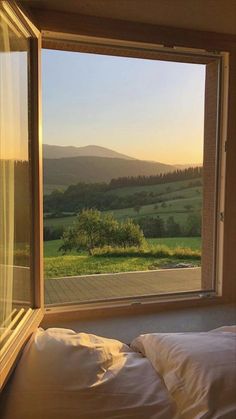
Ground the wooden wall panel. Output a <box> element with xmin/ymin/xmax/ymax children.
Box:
<box><xmin>222</xmin><ymin>48</ymin><xmax>236</xmax><ymax>302</ymax></box>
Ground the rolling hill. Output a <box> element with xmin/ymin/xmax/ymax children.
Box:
<box><xmin>43</xmin><ymin>144</ymin><xmax>134</xmax><ymax>160</ymax></box>
<box><xmin>43</xmin><ymin>155</ymin><xmax>175</xmax><ymax>190</ymax></box>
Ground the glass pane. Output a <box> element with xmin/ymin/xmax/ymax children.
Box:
<box><xmin>0</xmin><ymin>8</ymin><xmax>32</xmax><ymax>351</ymax></box>
<box><xmin>42</xmin><ymin>49</ymin><xmax>217</xmax><ymax>306</ymax></box>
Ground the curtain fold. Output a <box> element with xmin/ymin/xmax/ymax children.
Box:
<box><xmin>0</xmin><ymin>7</ymin><xmax>30</xmax><ymax>346</ymax></box>
<box><xmin>0</xmin><ymin>14</ymin><xmax>15</xmax><ymax>333</ymax></box>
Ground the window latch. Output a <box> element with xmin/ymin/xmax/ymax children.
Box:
<box><xmin>220</xmin><ymin>212</ymin><xmax>224</xmax><ymax>222</ymax></box>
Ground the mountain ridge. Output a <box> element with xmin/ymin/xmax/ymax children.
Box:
<box><xmin>43</xmin><ymin>144</ymin><xmax>134</xmax><ymax>160</ymax></box>
<box><xmin>43</xmin><ymin>155</ymin><xmax>176</xmax><ymax>187</ymax></box>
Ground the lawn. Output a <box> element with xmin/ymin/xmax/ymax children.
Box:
<box><xmin>148</xmin><ymin>237</ymin><xmax>201</xmax><ymax>250</ymax></box>
<box><xmin>44</xmin><ymin>254</ymin><xmax>201</xmax><ymax>279</ymax></box>
<box><xmin>44</xmin><ymin>237</ymin><xmax>201</xmax><ymax>279</ymax></box>
<box><xmin>44</xmin><ymin>237</ymin><xmax>201</xmax><ymax>257</ymax></box>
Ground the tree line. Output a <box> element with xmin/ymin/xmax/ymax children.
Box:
<box><xmin>44</xmin><ymin>168</ymin><xmax>202</xmax><ymax>214</ymax></box>
<box><xmin>44</xmin><ymin>212</ymin><xmax>201</xmax><ymax>242</ymax></box>
<box><xmin>109</xmin><ymin>167</ymin><xmax>202</xmax><ymax>188</ymax></box>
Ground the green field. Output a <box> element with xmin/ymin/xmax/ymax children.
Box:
<box><xmin>147</xmin><ymin>237</ymin><xmax>201</xmax><ymax>250</ymax></box>
<box><xmin>43</xmin><ymin>175</ymin><xmax>202</xmax><ymax>278</ymax></box>
<box><xmin>105</xmin><ymin>178</ymin><xmax>202</xmax><ymax>197</ymax></box>
<box><xmin>44</xmin><ymin>196</ymin><xmax>202</xmax><ymax>229</ymax></box>
<box><xmin>44</xmin><ymin>237</ymin><xmax>201</xmax><ymax>278</ymax></box>
<box><xmin>105</xmin><ymin>196</ymin><xmax>201</xmax><ymax>222</ymax></box>
<box><xmin>44</xmin><ymin>215</ymin><xmax>77</xmax><ymax>228</ymax></box>
<box><xmin>43</xmin><ymin>174</ymin><xmax>202</xmax><ymax>238</ymax></box>
<box><xmin>44</xmin><ymin>237</ymin><xmax>201</xmax><ymax>258</ymax></box>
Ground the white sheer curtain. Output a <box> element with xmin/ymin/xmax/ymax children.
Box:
<box><xmin>0</xmin><ymin>10</ymin><xmax>26</xmax><ymax>339</ymax></box>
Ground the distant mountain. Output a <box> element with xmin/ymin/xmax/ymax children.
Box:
<box><xmin>43</xmin><ymin>144</ymin><xmax>134</xmax><ymax>160</ymax></box>
<box><xmin>43</xmin><ymin>156</ymin><xmax>175</xmax><ymax>188</ymax></box>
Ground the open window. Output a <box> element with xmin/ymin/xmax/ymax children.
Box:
<box><xmin>0</xmin><ymin>2</ymin><xmax>43</xmax><ymax>389</ymax></box>
<box><xmin>41</xmin><ymin>34</ymin><xmax>228</xmax><ymax>309</ymax></box>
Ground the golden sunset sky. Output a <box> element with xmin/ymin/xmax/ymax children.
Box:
<box><xmin>42</xmin><ymin>50</ymin><xmax>205</xmax><ymax>165</ymax></box>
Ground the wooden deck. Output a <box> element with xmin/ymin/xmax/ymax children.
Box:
<box><xmin>11</xmin><ymin>266</ymin><xmax>201</xmax><ymax>306</ymax></box>
<box><xmin>45</xmin><ymin>268</ymin><xmax>201</xmax><ymax>306</ymax></box>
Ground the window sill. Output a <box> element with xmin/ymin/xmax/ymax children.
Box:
<box><xmin>43</xmin><ymin>293</ymin><xmax>225</xmax><ymax>323</ymax></box>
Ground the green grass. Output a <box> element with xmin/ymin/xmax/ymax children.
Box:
<box><xmin>106</xmin><ymin>178</ymin><xmax>202</xmax><ymax>197</ymax></box>
<box><xmin>44</xmin><ymin>237</ymin><xmax>201</xmax><ymax>278</ymax></box>
<box><xmin>104</xmin><ymin>196</ymin><xmax>201</xmax><ymax>229</ymax></box>
<box><xmin>44</xmin><ymin>254</ymin><xmax>200</xmax><ymax>279</ymax></box>
<box><xmin>44</xmin><ymin>196</ymin><xmax>202</xmax><ymax>230</ymax></box>
<box><xmin>44</xmin><ymin>215</ymin><xmax>77</xmax><ymax>228</ymax></box>
<box><xmin>44</xmin><ymin>176</ymin><xmax>202</xmax><ymax>230</ymax></box>
<box><xmin>148</xmin><ymin>237</ymin><xmax>201</xmax><ymax>250</ymax></box>
<box><xmin>44</xmin><ymin>237</ymin><xmax>201</xmax><ymax>258</ymax></box>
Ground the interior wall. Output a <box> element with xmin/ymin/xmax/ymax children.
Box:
<box><xmin>42</xmin><ymin>304</ymin><xmax>236</xmax><ymax>343</ymax></box>
<box><xmin>222</xmin><ymin>48</ymin><xmax>236</xmax><ymax>302</ymax></box>
<box><xmin>22</xmin><ymin>1</ymin><xmax>236</xmax><ymax>35</ymax></box>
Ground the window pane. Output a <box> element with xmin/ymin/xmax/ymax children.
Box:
<box><xmin>42</xmin><ymin>49</ymin><xmax>218</xmax><ymax>306</ymax></box>
<box><xmin>0</xmin><ymin>9</ymin><xmax>32</xmax><ymax>352</ymax></box>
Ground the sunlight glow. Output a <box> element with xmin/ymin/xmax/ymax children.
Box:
<box><xmin>42</xmin><ymin>50</ymin><xmax>205</xmax><ymax>165</ymax></box>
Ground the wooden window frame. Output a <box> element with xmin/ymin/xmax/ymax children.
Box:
<box><xmin>29</xmin><ymin>9</ymin><xmax>236</xmax><ymax>315</ymax></box>
<box><xmin>41</xmin><ymin>33</ymin><xmax>229</xmax><ymax>316</ymax></box>
<box><xmin>0</xmin><ymin>1</ymin><xmax>44</xmax><ymax>390</ymax></box>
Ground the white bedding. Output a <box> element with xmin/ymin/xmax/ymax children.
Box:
<box><xmin>2</xmin><ymin>328</ymin><xmax>177</xmax><ymax>419</ymax></box>
<box><xmin>131</xmin><ymin>326</ymin><xmax>236</xmax><ymax>419</ymax></box>
<box><xmin>2</xmin><ymin>326</ymin><xmax>236</xmax><ymax>419</ymax></box>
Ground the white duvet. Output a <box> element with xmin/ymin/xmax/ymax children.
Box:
<box><xmin>131</xmin><ymin>326</ymin><xmax>236</xmax><ymax>419</ymax></box>
<box><xmin>2</xmin><ymin>327</ymin><xmax>236</xmax><ymax>419</ymax></box>
<box><xmin>1</xmin><ymin>328</ymin><xmax>177</xmax><ymax>419</ymax></box>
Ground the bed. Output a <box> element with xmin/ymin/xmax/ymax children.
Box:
<box><xmin>1</xmin><ymin>326</ymin><xmax>236</xmax><ymax>419</ymax></box>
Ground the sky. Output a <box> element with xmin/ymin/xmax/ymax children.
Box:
<box><xmin>42</xmin><ymin>49</ymin><xmax>205</xmax><ymax>165</ymax></box>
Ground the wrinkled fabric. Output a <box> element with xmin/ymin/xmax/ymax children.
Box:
<box><xmin>2</xmin><ymin>328</ymin><xmax>177</xmax><ymax>419</ymax></box>
<box><xmin>131</xmin><ymin>327</ymin><xmax>236</xmax><ymax>419</ymax></box>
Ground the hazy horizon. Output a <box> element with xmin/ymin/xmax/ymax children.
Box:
<box><xmin>43</xmin><ymin>49</ymin><xmax>205</xmax><ymax>165</ymax></box>
<box><xmin>43</xmin><ymin>143</ymin><xmax>202</xmax><ymax>165</ymax></box>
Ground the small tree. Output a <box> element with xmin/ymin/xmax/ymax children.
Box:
<box><xmin>59</xmin><ymin>209</ymin><xmax>113</xmax><ymax>255</ymax></box>
<box><xmin>59</xmin><ymin>209</ymin><xmax>145</xmax><ymax>254</ymax></box>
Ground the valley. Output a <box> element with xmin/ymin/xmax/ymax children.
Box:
<box><xmin>42</xmin><ymin>144</ymin><xmax>202</xmax><ymax>280</ymax></box>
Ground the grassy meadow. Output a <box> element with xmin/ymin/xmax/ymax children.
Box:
<box><xmin>44</xmin><ymin>179</ymin><xmax>202</xmax><ymax>230</ymax></box>
<box><xmin>44</xmin><ymin>237</ymin><xmax>201</xmax><ymax>279</ymax></box>
<box><xmin>44</xmin><ymin>174</ymin><xmax>202</xmax><ymax>279</ymax></box>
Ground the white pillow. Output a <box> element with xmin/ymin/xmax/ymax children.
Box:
<box><xmin>131</xmin><ymin>329</ymin><xmax>236</xmax><ymax>419</ymax></box>
<box><xmin>2</xmin><ymin>328</ymin><xmax>177</xmax><ymax>419</ymax></box>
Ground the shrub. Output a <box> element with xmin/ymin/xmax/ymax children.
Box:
<box><xmin>59</xmin><ymin>209</ymin><xmax>145</xmax><ymax>255</ymax></box>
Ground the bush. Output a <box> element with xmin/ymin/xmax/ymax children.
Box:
<box><xmin>93</xmin><ymin>244</ymin><xmax>201</xmax><ymax>260</ymax></box>
<box><xmin>59</xmin><ymin>209</ymin><xmax>145</xmax><ymax>255</ymax></box>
